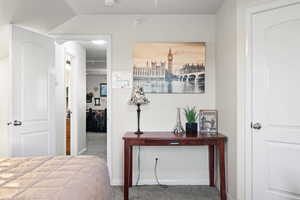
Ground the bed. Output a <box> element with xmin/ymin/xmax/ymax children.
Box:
<box><xmin>0</xmin><ymin>156</ymin><xmax>112</xmax><ymax>200</ymax></box>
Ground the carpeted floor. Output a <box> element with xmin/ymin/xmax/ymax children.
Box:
<box><xmin>83</xmin><ymin>132</ymin><xmax>107</xmax><ymax>161</ymax></box>
<box><xmin>113</xmin><ymin>185</ymin><xmax>219</xmax><ymax>200</ymax></box>
<box><xmin>83</xmin><ymin>132</ymin><xmax>220</xmax><ymax>200</ymax></box>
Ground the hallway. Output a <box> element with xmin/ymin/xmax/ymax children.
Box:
<box><xmin>83</xmin><ymin>132</ymin><xmax>107</xmax><ymax>162</ymax></box>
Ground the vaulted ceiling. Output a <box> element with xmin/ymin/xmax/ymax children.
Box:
<box><xmin>0</xmin><ymin>0</ymin><xmax>75</xmax><ymax>32</ymax></box>
<box><xmin>0</xmin><ymin>0</ymin><xmax>223</xmax><ymax>32</ymax></box>
<box><xmin>0</xmin><ymin>0</ymin><xmax>223</xmax><ymax>58</ymax></box>
<box><xmin>64</xmin><ymin>0</ymin><xmax>223</xmax><ymax>15</ymax></box>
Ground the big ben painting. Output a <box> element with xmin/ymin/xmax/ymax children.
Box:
<box><xmin>133</xmin><ymin>42</ymin><xmax>206</xmax><ymax>94</ymax></box>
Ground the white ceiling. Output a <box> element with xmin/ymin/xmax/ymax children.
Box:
<box><xmin>0</xmin><ymin>0</ymin><xmax>75</xmax><ymax>32</ymax></box>
<box><xmin>0</xmin><ymin>0</ymin><xmax>224</xmax><ymax>58</ymax></box>
<box><xmin>0</xmin><ymin>0</ymin><xmax>224</xmax><ymax>30</ymax></box>
<box><xmin>0</xmin><ymin>0</ymin><xmax>75</xmax><ymax>58</ymax></box>
<box><xmin>64</xmin><ymin>0</ymin><xmax>223</xmax><ymax>15</ymax></box>
<box><xmin>0</xmin><ymin>0</ymin><xmax>224</xmax><ymax>33</ymax></box>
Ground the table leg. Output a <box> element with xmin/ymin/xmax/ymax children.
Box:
<box><xmin>124</xmin><ymin>142</ymin><xmax>130</xmax><ymax>200</ymax></box>
<box><xmin>129</xmin><ymin>146</ymin><xmax>133</xmax><ymax>187</ymax></box>
<box><xmin>209</xmin><ymin>145</ymin><xmax>215</xmax><ymax>187</ymax></box>
<box><xmin>218</xmin><ymin>141</ymin><xmax>227</xmax><ymax>200</ymax></box>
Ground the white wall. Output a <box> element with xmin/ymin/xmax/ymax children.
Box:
<box><xmin>51</xmin><ymin>15</ymin><xmax>216</xmax><ymax>185</ymax></box>
<box><xmin>55</xmin><ymin>42</ymin><xmax>87</xmax><ymax>155</ymax></box>
<box><xmin>0</xmin><ymin>25</ymin><xmax>9</xmax><ymax>58</ymax></box>
<box><xmin>86</xmin><ymin>74</ymin><xmax>107</xmax><ymax>110</ymax></box>
<box><xmin>0</xmin><ymin>57</ymin><xmax>9</xmax><ymax>157</ymax></box>
<box><xmin>216</xmin><ymin>0</ymin><xmax>238</xmax><ymax>199</ymax></box>
<box><xmin>0</xmin><ymin>27</ymin><xmax>10</xmax><ymax>157</ymax></box>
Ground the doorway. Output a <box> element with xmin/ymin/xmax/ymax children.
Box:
<box><xmin>81</xmin><ymin>40</ymin><xmax>108</xmax><ymax>161</ymax></box>
<box><xmin>54</xmin><ymin>35</ymin><xmax>112</xmax><ymax>174</ymax></box>
<box><xmin>60</xmin><ymin>40</ymin><xmax>108</xmax><ymax>158</ymax></box>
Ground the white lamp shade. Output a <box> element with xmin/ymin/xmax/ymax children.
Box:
<box><xmin>129</xmin><ymin>87</ymin><xmax>150</xmax><ymax>105</ymax></box>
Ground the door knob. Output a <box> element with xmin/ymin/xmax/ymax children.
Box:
<box><xmin>251</xmin><ymin>122</ymin><xmax>262</xmax><ymax>130</ymax></box>
<box><xmin>13</xmin><ymin>120</ymin><xmax>22</xmax><ymax>126</ymax></box>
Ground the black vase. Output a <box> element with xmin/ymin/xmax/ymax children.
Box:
<box><xmin>186</xmin><ymin>123</ymin><xmax>198</xmax><ymax>137</ymax></box>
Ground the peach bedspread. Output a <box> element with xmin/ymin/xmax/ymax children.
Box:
<box><xmin>0</xmin><ymin>156</ymin><xmax>112</xmax><ymax>200</ymax></box>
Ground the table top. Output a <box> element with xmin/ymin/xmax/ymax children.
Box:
<box><xmin>123</xmin><ymin>131</ymin><xmax>227</xmax><ymax>140</ymax></box>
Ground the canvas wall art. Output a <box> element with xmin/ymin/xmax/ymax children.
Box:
<box><xmin>133</xmin><ymin>42</ymin><xmax>206</xmax><ymax>94</ymax></box>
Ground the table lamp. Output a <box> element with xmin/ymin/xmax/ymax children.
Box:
<box><xmin>128</xmin><ymin>87</ymin><xmax>150</xmax><ymax>134</ymax></box>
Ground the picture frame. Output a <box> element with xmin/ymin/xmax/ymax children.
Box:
<box><xmin>199</xmin><ymin>110</ymin><xmax>218</xmax><ymax>134</ymax></box>
<box><xmin>100</xmin><ymin>83</ymin><xmax>107</xmax><ymax>97</ymax></box>
<box><xmin>94</xmin><ymin>98</ymin><xmax>101</xmax><ymax>106</ymax></box>
<box><xmin>133</xmin><ymin>42</ymin><xmax>206</xmax><ymax>94</ymax></box>
<box><xmin>86</xmin><ymin>92</ymin><xmax>93</xmax><ymax>103</ymax></box>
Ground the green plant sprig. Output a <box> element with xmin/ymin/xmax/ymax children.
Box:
<box><xmin>184</xmin><ymin>106</ymin><xmax>199</xmax><ymax>124</ymax></box>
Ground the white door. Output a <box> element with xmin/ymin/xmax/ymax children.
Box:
<box><xmin>252</xmin><ymin>2</ymin><xmax>300</xmax><ymax>200</ymax></box>
<box><xmin>9</xmin><ymin>25</ymin><xmax>55</xmax><ymax>157</ymax></box>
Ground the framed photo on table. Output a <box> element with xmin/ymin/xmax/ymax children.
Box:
<box><xmin>199</xmin><ymin>110</ymin><xmax>218</xmax><ymax>134</ymax></box>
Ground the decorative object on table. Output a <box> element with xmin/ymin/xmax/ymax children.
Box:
<box><xmin>133</xmin><ymin>42</ymin><xmax>206</xmax><ymax>94</ymax></box>
<box><xmin>128</xmin><ymin>86</ymin><xmax>150</xmax><ymax>134</ymax></box>
<box><xmin>199</xmin><ymin>110</ymin><xmax>218</xmax><ymax>134</ymax></box>
<box><xmin>100</xmin><ymin>83</ymin><xmax>107</xmax><ymax>97</ymax></box>
<box><xmin>94</xmin><ymin>98</ymin><xmax>101</xmax><ymax>106</ymax></box>
<box><xmin>86</xmin><ymin>92</ymin><xmax>94</xmax><ymax>103</ymax></box>
<box><xmin>184</xmin><ymin>106</ymin><xmax>199</xmax><ymax>137</ymax></box>
<box><xmin>173</xmin><ymin>108</ymin><xmax>185</xmax><ymax>136</ymax></box>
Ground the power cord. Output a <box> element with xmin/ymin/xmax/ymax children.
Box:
<box><xmin>154</xmin><ymin>158</ymin><xmax>168</xmax><ymax>188</ymax></box>
<box><xmin>135</xmin><ymin>147</ymin><xmax>168</xmax><ymax>189</ymax></box>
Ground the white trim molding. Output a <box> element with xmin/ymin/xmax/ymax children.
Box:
<box><xmin>237</xmin><ymin>1</ymin><xmax>300</xmax><ymax>200</ymax></box>
<box><xmin>78</xmin><ymin>147</ymin><xmax>87</xmax><ymax>155</ymax></box>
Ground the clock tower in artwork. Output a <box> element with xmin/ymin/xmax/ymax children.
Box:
<box><xmin>167</xmin><ymin>48</ymin><xmax>173</xmax><ymax>74</ymax></box>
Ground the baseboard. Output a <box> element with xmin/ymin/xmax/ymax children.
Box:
<box><xmin>111</xmin><ymin>178</ymin><xmax>209</xmax><ymax>186</ymax></box>
<box><xmin>78</xmin><ymin>148</ymin><xmax>87</xmax><ymax>155</ymax></box>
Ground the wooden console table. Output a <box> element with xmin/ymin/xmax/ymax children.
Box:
<box><xmin>123</xmin><ymin>132</ymin><xmax>227</xmax><ymax>200</ymax></box>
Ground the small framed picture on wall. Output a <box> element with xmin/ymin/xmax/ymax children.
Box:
<box><xmin>94</xmin><ymin>98</ymin><xmax>101</xmax><ymax>106</ymax></box>
<box><xmin>86</xmin><ymin>92</ymin><xmax>93</xmax><ymax>103</ymax></box>
<box><xmin>100</xmin><ymin>83</ymin><xmax>107</xmax><ymax>97</ymax></box>
<box><xmin>199</xmin><ymin>110</ymin><xmax>218</xmax><ymax>134</ymax></box>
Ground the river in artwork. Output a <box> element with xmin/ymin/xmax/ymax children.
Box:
<box><xmin>133</xmin><ymin>79</ymin><xmax>205</xmax><ymax>94</ymax></box>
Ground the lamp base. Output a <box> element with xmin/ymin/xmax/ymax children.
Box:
<box><xmin>134</xmin><ymin>131</ymin><xmax>143</xmax><ymax>135</ymax></box>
